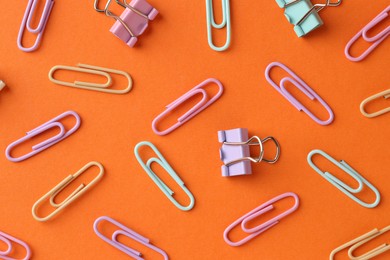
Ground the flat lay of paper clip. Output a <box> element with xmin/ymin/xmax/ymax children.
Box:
<box><xmin>152</xmin><ymin>78</ymin><xmax>223</xmax><ymax>135</ymax></box>
<box><xmin>345</xmin><ymin>5</ymin><xmax>390</xmax><ymax>62</ymax></box>
<box><xmin>205</xmin><ymin>0</ymin><xmax>231</xmax><ymax>51</ymax></box>
<box><xmin>265</xmin><ymin>62</ymin><xmax>334</xmax><ymax>125</ymax></box>
<box><xmin>0</xmin><ymin>80</ymin><xmax>5</xmax><ymax>91</ymax></box>
<box><xmin>224</xmin><ymin>192</ymin><xmax>299</xmax><ymax>247</ymax></box>
<box><xmin>218</xmin><ymin>128</ymin><xmax>280</xmax><ymax>177</ymax></box>
<box><xmin>134</xmin><ymin>141</ymin><xmax>195</xmax><ymax>211</ymax></box>
<box><xmin>0</xmin><ymin>230</ymin><xmax>31</xmax><ymax>260</ymax></box>
<box><xmin>48</xmin><ymin>64</ymin><xmax>133</xmax><ymax>94</ymax></box>
<box><xmin>5</xmin><ymin>111</ymin><xmax>81</xmax><ymax>162</ymax></box>
<box><xmin>307</xmin><ymin>149</ymin><xmax>381</xmax><ymax>208</ymax></box>
<box><xmin>94</xmin><ymin>216</ymin><xmax>169</xmax><ymax>259</ymax></box>
<box><xmin>360</xmin><ymin>89</ymin><xmax>390</xmax><ymax>118</ymax></box>
<box><xmin>94</xmin><ymin>0</ymin><xmax>158</xmax><ymax>47</ymax></box>
<box><xmin>17</xmin><ymin>0</ymin><xmax>54</xmax><ymax>52</ymax></box>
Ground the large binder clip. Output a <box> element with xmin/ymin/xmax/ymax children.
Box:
<box><xmin>360</xmin><ymin>89</ymin><xmax>390</xmax><ymax>118</ymax></box>
<box><xmin>0</xmin><ymin>230</ymin><xmax>32</xmax><ymax>260</ymax></box>
<box><xmin>218</xmin><ymin>128</ymin><xmax>280</xmax><ymax>177</ymax></box>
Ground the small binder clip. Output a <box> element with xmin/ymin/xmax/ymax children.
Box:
<box><xmin>48</xmin><ymin>63</ymin><xmax>133</xmax><ymax>94</ymax></box>
<box><xmin>265</xmin><ymin>62</ymin><xmax>334</xmax><ymax>125</ymax></box>
<box><xmin>205</xmin><ymin>0</ymin><xmax>231</xmax><ymax>51</ymax></box>
<box><xmin>152</xmin><ymin>78</ymin><xmax>223</xmax><ymax>135</ymax></box>
<box><xmin>0</xmin><ymin>230</ymin><xmax>31</xmax><ymax>260</ymax></box>
<box><xmin>134</xmin><ymin>141</ymin><xmax>195</xmax><ymax>211</ymax></box>
<box><xmin>17</xmin><ymin>0</ymin><xmax>54</xmax><ymax>52</ymax></box>
<box><xmin>32</xmin><ymin>162</ymin><xmax>104</xmax><ymax>222</ymax></box>
<box><xmin>0</xmin><ymin>80</ymin><xmax>5</xmax><ymax>91</ymax></box>
<box><xmin>224</xmin><ymin>192</ymin><xmax>299</xmax><ymax>247</ymax></box>
<box><xmin>218</xmin><ymin>128</ymin><xmax>281</xmax><ymax>177</ymax></box>
<box><xmin>5</xmin><ymin>111</ymin><xmax>81</xmax><ymax>162</ymax></box>
<box><xmin>94</xmin><ymin>216</ymin><xmax>169</xmax><ymax>259</ymax></box>
<box><xmin>307</xmin><ymin>149</ymin><xmax>381</xmax><ymax>208</ymax></box>
<box><xmin>345</xmin><ymin>6</ymin><xmax>389</xmax><ymax>62</ymax></box>
<box><xmin>360</xmin><ymin>89</ymin><xmax>390</xmax><ymax>118</ymax></box>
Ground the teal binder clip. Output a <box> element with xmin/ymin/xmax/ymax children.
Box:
<box><xmin>134</xmin><ymin>141</ymin><xmax>195</xmax><ymax>211</ymax></box>
<box><xmin>205</xmin><ymin>0</ymin><xmax>231</xmax><ymax>51</ymax></box>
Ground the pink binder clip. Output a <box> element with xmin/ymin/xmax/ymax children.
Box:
<box><xmin>0</xmin><ymin>230</ymin><xmax>32</xmax><ymax>260</ymax></box>
<box><xmin>265</xmin><ymin>62</ymin><xmax>334</xmax><ymax>126</ymax></box>
<box><xmin>5</xmin><ymin>111</ymin><xmax>81</xmax><ymax>162</ymax></box>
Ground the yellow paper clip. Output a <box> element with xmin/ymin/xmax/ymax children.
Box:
<box><xmin>360</xmin><ymin>89</ymin><xmax>390</xmax><ymax>118</ymax></box>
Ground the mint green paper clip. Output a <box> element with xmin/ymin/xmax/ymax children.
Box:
<box><xmin>205</xmin><ymin>0</ymin><xmax>231</xmax><ymax>51</ymax></box>
<box><xmin>307</xmin><ymin>149</ymin><xmax>380</xmax><ymax>208</ymax></box>
<box><xmin>134</xmin><ymin>141</ymin><xmax>195</xmax><ymax>211</ymax></box>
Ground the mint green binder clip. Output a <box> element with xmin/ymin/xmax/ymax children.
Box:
<box><xmin>205</xmin><ymin>0</ymin><xmax>231</xmax><ymax>51</ymax></box>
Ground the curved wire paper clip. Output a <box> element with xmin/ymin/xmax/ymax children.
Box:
<box><xmin>94</xmin><ymin>216</ymin><xmax>169</xmax><ymax>259</ymax></box>
<box><xmin>205</xmin><ymin>0</ymin><xmax>231</xmax><ymax>51</ymax></box>
<box><xmin>48</xmin><ymin>64</ymin><xmax>133</xmax><ymax>94</ymax></box>
<box><xmin>345</xmin><ymin>5</ymin><xmax>390</xmax><ymax>62</ymax></box>
<box><xmin>360</xmin><ymin>89</ymin><xmax>390</xmax><ymax>118</ymax></box>
<box><xmin>265</xmin><ymin>62</ymin><xmax>334</xmax><ymax>125</ymax></box>
<box><xmin>307</xmin><ymin>149</ymin><xmax>380</xmax><ymax>208</ymax></box>
<box><xmin>5</xmin><ymin>111</ymin><xmax>81</xmax><ymax>162</ymax></box>
<box><xmin>224</xmin><ymin>192</ymin><xmax>299</xmax><ymax>246</ymax></box>
<box><xmin>32</xmin><ymin>161</ymin><xmax>104</xmax><ymax>222</ymax></box>
<box><xmin>134</xmin><ymin>141</ymin><xmax>195</xmax><ymax>211</ymax></box>
<box><xmin>152</xmin><ymin>78</ymin><xmax>223</xmax><ymax>135</ymax></box>
<box><xmin>17</xmin><ymin>0</ymin><xmax>54</xmax><ymax>52</ymax></box>
<box><xmin>0</xmin><ymin>231</ymin><xmax>31</xmax><ymax>260</ymax></box>
<box><xmin>0</xmin><ymin>80</ymin><xmax>5</xmax><ymax>91</ymax></box>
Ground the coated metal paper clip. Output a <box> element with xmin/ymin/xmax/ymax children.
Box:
<box><xmin>94</xmin><ymin>216</ymin><xmax>169</xmax><ymax>259</ymax></box>
<box><xmin>265</xmin><ymin>62</ymin><xmax>334</xmax><ymax>125</ymax></box>
<box><xmin>48</xmin><ymin>64</ymin><xmax>133</xmax><ymax>94</ymax></box>
<box><xmin>5</xmin><ymin>111</ymin><xmax>81</xmax><ymax>162</ymax></box>
<box><xmin>134</xmin><ymin>141</ymin><xmax>195</xmax><ymax>211</ymax></box>
<box><xmin>0</xmin><ymin>230</ymin><xmax>32</xmax><ymax>260</ymax></box>
<box><xmin>360</xmin><ymin>89</ymin><xmax>390</xmax><ymax>118</ymax></box>
<box><xmin>0</xmin><ymin>80</ymin><xmax>5</xmax><ymax>91</ymax></box>
<box><xmin>17</xmin><ymin>0</ymin><xmax>54</xmax><ymax>52</ymax></box>
<box><xmin>32</xmin><ymin>161</ymin><xmax>104</xmax><ymax>222</ymax></box>
<box><xmin>224</xmin><ymin>192</ymin><xmax>299</xmax><ymax>247</ymax></box>
<box><xmin>307</xmin><ymin>149</ymin><xmax>380</xmax><ymax>208</ymax></box>
<box><xmin>152</xmin><ymin>78</ymin><xmax>223</xmax><ymax>135</ymax></box>
<box><xmin>345</xmin><ymin>5</ymin><xmax>389</xmax><ymax>62</ymax></box>
<box><xmin>205</xmin><ymin>0</ymin><xmax>231</xmax><ymax>51</ymax></box>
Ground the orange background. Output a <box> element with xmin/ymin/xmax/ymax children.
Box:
<box><xmin>0</xmin><ymin>0</ymin><xmax>389</xmax><ymax>259</ymax></box>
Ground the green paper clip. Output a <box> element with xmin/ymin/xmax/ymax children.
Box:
<box><xmin>205</xmin><ymin>0</ymin><xmax>231</xmax><ymax>51</ymax></box>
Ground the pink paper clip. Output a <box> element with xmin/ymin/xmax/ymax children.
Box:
<box><xmin>224</xmin><ymin>192</ymin><xmax>299</xmax><ymax>247</ymax></box>
<box><xmin>0</xmin><ymin>230</ymin><xmax>32</xmax><ymax>260</ymax></box>
<box><xmin>17</xmin><ymin>0</ymin><xmax>54</xmax><ymax>52</ymax></box>
<box><xmin>345</xmin><ymin>5</ymin><xmax>390</xmax><ymax>62</ymax></box>
<box><xmin>265</xmin><ymin>62</ymin><xmax>334</xmax><ymax>126</ymax></box>
<box><xmin>5</xmin><ymin>111</ymin><xmax>81</xmax><ymax>162</ymax></box>
<box><xmin>152</xmin><ymin>78</ymin><xmax>224</xmax><ymax>135</ymax></box>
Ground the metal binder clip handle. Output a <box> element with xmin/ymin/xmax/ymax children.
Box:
<box><xmin>360</xmin><ymin>89</ymin><xmax>390</xmax><ymax>118</ymax></box>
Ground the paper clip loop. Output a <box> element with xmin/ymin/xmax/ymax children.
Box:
<box><xmin>94</xmin><ymin>216</ymin><xmax>169</xmax><ymax>259</ymax></box>
<box><xmin>360</xmin><ymin>89</ymin><xmax>390</xmax><ymax>118</ymax></box>
<box><xmin>307</xmin><ymin>149</ymin><xmax>380</xmax><ymax>208</ymax></box>
<box><xmin>0</xmin><ymin>230</ymin><xmax>31</xmax><ymax>260</ymax></box>
<box><xmin>17</xmin><ymin>0</ymin><xmax>54</xmax><ymax>52</ymax></box>
<box><xmin>152</xmin><ymin>78</ymin><xmax>223</xmax><ymax>135</ymax></box>
<box><xmin>48</xmin><ymin>64</ymin><xmax>133</xmax><ymax>94</ymax></box>
<box><xmin>224</xmin><ymin>192</ymin><xmax>299</xmax><ymax>246</ymax></box>
<box><xmin>265</xmin><ymin>62</ymin><xmax>334</xmax><ymax>125</ymax></box>
<box><xmin>345</xmin><ymin>6</ymin><xmax>390</xmax><ymax>62</ymax></box>
<box><xmin>134</xmin><ymin>141</ymin><xmax>195</xmax><ymax>211</ymax></box>
<box><xmin>0</xmin><ymin>80</ymin><xmax>5</xmax><ymax>91</ymax></box>
<box><xmin>32</xmin><ymin>161</ymin><xmax>104</xmax><ymax>222</ymax></box>
<box><xmin>205</xmin><ymin>0</ymin><xmax>231</xmax><ymax>51</ymax></box>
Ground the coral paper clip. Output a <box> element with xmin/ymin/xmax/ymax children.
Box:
<box><xmin>360</xmin><ymin>89</ymin><xmax>390</xmax><ymax>118</ymax></box>
<box><xmin>32</xmin><ymin>161</ymin><xmax>104</xmax><ymax>222</ymax></box>
<box><xmin>205</xmin><ymin>0</ymin><xmax>231</xmax><ymax>51</ymax></box>
<box><xmin>265</xmin><ymin>62</ymin><xmax>334</xmax><ymax>125</ymax></box>
<box><xmin>48</xmin><ymin>64</ymin><xmax>133</xmax><ymax>94</ymax></box>
<box><xmin>134</xmin><ymin>141</ymin><xmax>195</xmax><ymax>211</ymax></box>
<box><xmin>17</xmin><ymin>0</ymin><xmax>54</xmax><ymax>52</ymax></box>
<box><xmin>152</xmin><ymin>78</ymin><xmax>223</xmax><ymax>135</ymax></box>
<box><xmin>5</xmin><ymin>111</ymin><xmax>81</xmax><ymax>162</ymax></box>
<box><xmin>345</xmin><ymin>6</ymin><xmax>390</xmax><ymax>62</ymax></box>
<box><xmin>307</xmin><ymin>149</ymin><xmax>380</xmax><ymax>208</ymax></box>
<box><xmin>224</xmin><ymin>192</ymin><xmax>299</xmax><ymax>247</ymax></box>
<box><xmin>94</xmin><ymin>216</ymin><xmax>169</xmax><ymax>259</ymax></box>
<box><xmin>0</xmin><ymin>230</ymin><xmax>31</xmax><ymax>260</ymax></box>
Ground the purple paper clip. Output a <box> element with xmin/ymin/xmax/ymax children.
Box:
<box><xmin>0</xmin><ymin>230</ymin><xmax>32</xmax><ymax>260</ymax></box>
<box><xmin>17</xmin><ymin>0</ymin><xmax>54</xmax><ymax>52</ymax></box>
<box><xmin>5</xmin><ymin>111</ymin><xmax>81</xmax><ymax>162</ymax></box>
<box><xmin>152</xmin><ymin>78</ymin><xmax>224</xmax><ymax>136</ymax></box>
<box><xmin>94</xmin><ymin>216</ymin><xmax>169</xmax><ymax>260</ymax></box>
<box><xmin>265</xmin><ymin>62</ymin><xmax>334</xmax><ymax>126</ymax></box>
<box><xmin>218</xmin><ymin>128</ymin><xmax>280</xmax><ymax>177</ymax></box>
